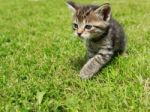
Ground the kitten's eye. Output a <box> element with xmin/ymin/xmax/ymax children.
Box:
<box><xmin>73</xmin><ymin>23</ymin><xmax>78</xmax><ymax>29</ymax></box>
<box><xmin>85</xmin><ymin>25</ymin><xmax>93</xmax><ymax>30</ymax></box>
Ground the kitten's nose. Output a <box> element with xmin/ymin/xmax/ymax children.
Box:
<box><xmin>77</xmin><ymin>33</ymin><xmax>82</xmax><ymax>36</ymax></box>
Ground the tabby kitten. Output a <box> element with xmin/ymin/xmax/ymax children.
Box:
<box><xmin>67</xmin><ymin>1</ymin><xmax>127</xmax><ymax>79</ymax></box>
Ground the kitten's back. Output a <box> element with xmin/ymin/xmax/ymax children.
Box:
<box><xmin>109</xmin><ymin>18</ymin><xmax>126</xmax><ymax>54</ymax></box>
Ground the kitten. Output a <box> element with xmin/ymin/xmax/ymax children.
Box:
<box><xmin>67</xmin><ymin>1</ymin><xmax>127</xmax><ymax>79</ymax></box>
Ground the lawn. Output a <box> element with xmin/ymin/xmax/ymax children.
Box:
<box><xmin>0</xmin><ymin>0</ymin><xmax>150</xmax><ymax>111</ymax></box>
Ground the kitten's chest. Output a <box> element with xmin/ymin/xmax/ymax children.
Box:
<box><xmin>86</xmin><ymin>40</ymin><xmax>102</xmax><ymax>53</ymax></box>
<box><xmin>86</xmin><ymin>38</ymin><xmax>111</xmax><ymax>53</ymax></box>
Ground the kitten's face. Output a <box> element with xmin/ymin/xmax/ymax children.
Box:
<box><xmin>67</xmin><ymin>2</ymin><xmax>111</xmax><ymax>40</ymax></box>
<box><xmin>72</xmin><ymin>10</ymin><xmax>108</xmax><ymax>40</ymax></box>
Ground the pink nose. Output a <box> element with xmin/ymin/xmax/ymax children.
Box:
<box><xmin>77</xmin><ymin>28</ymin><xmax>84</xmax><ymax>36</ymax></box>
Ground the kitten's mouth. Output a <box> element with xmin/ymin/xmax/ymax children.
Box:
<box><xmin>75</xmin><ymin>32</ymin><xmax>91</xmax><ymax>40</ymax></box>
<box><xmin>78</xmin><ymin>35</ymin><xmax>90</xmax><ymax>40</ymax></box>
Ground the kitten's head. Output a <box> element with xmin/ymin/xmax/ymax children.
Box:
<box><xmin>67</xmin><ymin>1</ymin><xmax>111</xmax><ymax>40</ymax></box>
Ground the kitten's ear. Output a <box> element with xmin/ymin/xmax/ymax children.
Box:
<box><xmin>66</xmin><ymin>1</ymin><xmax>78</xmax><ymax>13</ymax></box>
<box><xmin>94</xmin><ymin>3</ymin><xmax>111</xmax><ymax>21</ymax></box>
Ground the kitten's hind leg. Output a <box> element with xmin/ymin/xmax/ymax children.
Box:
<box><xmin>118</xmin><ymin>37</ymin><xmax>128</xmax><ymax>57</ymax></box>
<box><xmin>80</xmin><ymin>50</ymin><xmax>113</xmax><ymax>79</ymax></box>
<box><xmin>119</xmin><ymin>51</ymin><xmax>128</xmax><ymax>57</ymax></box>
<box><xmin>117</xmin><ymin>47</ymin><xmax>128</xmax><ymax>57</ymax></box>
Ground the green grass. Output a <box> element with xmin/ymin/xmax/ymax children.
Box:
<box><xmin>0</xmin><ymin>0</ymin><xmax>150</xmax><ymax>111</ymax></box>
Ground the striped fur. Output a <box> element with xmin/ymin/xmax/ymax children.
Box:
<box><xmin>67</xmin><ymin>1</ymin><xmax>127</xmax><ymax>79</ymax></box>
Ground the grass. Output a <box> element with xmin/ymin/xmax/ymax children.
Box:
<box><xmin>0</xmin><ymin>0</ymin><xmax>150</xmax><ymax>111</ymax></box>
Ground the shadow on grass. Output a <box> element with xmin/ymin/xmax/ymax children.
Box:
<box><xmin>69</xmin><ymin>56</ymin><xmax>87</xmax><ymax>71</ymax></box>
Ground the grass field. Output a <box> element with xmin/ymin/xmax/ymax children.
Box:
<box><xmin>0</xmin><ymin>0</ymin><xmax>150</xmax><ymax>111</ymax></box>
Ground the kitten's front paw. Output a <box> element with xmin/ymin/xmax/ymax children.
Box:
<box><xmin>80</xmin><ymin>68</ymin><xmax>94</xmax><ymax>79</ymax></box>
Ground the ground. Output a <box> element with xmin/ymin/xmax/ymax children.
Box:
<box><xmin>0</xmin><ymin>0</ymin><xmax>150</xmax><ymax>111</ymax></box>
